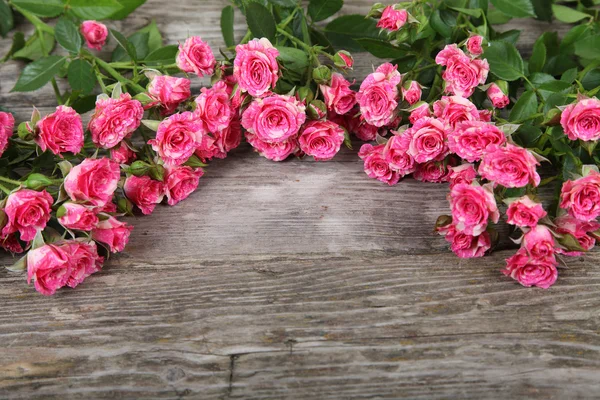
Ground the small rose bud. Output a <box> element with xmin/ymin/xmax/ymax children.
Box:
<box><xmin>401</xmin><ymin>81</ymin><xmax>422</xmax><ymax>105</ymax></box>
<box><xmin>149</xmin><ymin>164</ymin><xmax>165</xmax><ymax>182</ymax></box>
<box><xmin>17</xmin><ymin>121</ymin><xmax>33</xmax><ymax>140</ymax></box>
<box><xmin>312</xmin><ymin>65</ymin><xmax>332</xmax><ymax>85</ymax></box>
<box><xmin>56</xmin><ymin>204</ymin><xmax>67</xmax><ymax>218</ymax></box>
<box><xmin>24</xmin><ymin>173</ymin><xmax>54</xmax><ymax>190</ymax></box>
<box><xmin>183</xmin><ymin>154</ymin><xmax>208</xmax><ymax>168</ymax></box>
<box><xmin>366</xmin><ymin>2</ymin><xmax>385</xmax><ymax>18</ymax></box>
<box><xmin>435</xmin><ymin>215</ymin><xmax>452</xmax><ymax>229</ymax></box>
<box><xmin>0</xmin><ymin>209</ymin><xmax>7</xmax><ymax>230</ymax></box>
<box><xmin>133</xmin><ymin>92</ymin><xmax>154</xmax><ymax>106</ymax></box>
<box><xmin>297</xmin><ymin>87</ymin><xmax>314</xmax><ymax>103</ymax></box>
<box><xmin>543</xmin><ymin>108</ymin><xmax>562</xmax><ymax>126</ymax></box>
<box><xmin>487</xmin><ymin>82</ymin><xmax>509</xmax><ymax>109</ymax></box>
<box><xmin>118</xmin><ymin>197</ymin><xmax>134</xmax><ymax>215</ymax></box>
<box><xmin>333</xmin><ymin>51</ymin><xmax>353</xmax><ymax>70</ymax></box>
<box><xmin>129</xmin><ymin>161</ymin><xmax>151</xmax><ymax>177</ymax></box>
<box><xmin>307</xmin><ymin>100</ymin><xmax>327</xmax><ymax>120</ymax></box>
<box><xmin>466</xmin><ymin>35</ymin><xmax>484</xmax><ymax>56</ymax></box>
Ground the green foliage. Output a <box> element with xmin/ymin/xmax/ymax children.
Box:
<box><xmin>221</xmin><ymin>6</ymin><xmax>235</xmax><ymax>47</ymax></box>
<box><xmin>245</xmin><ymin>2</ymin><xmax>277</xmax><ymax>42</ymax></box>
<box><xmin>0</xmin><ymin>0</ymin><xmax>13</xmax><ymax>37</ymax></box>
<box><xmin>54</xmin><ymin>17</ymin><xmax>82</xmax><ymax>54</ymax></box>
<box><xmin>484</xmin><ymin>41</ymin><xmax>524</xmax><ymax>81</ymax></box>
<box><xmin>67</xmin><ymin>59</ymin><xmax>95</xmax><ymax>95</ymax></box>
<box><xmin>308</xmin><ymin>0</ymin><xmax>343</xmax><ymax>22</ymax></box>
<box><xmin>12</xmin><ymin>56</ymin><xmax>66</xmax><ymax>92</ymax></box>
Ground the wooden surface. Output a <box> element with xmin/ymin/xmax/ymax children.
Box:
<box><xmin>1</xmin><ymin>1</ymin><xmax>597</xmax><ymax>399</ymax></box>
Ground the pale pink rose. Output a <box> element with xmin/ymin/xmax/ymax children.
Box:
<box><xmin>554</xmin><ymin>215</ymin><xmax>600</xmax><ymax>256</ymax></box>
<box><xmin>357</xmin><ymin>63</ymin><xmax>401</xmax><ymax>127</ymax></box>
<box><xmin>405</xmin><ymin>117</ymin><xmax>449</xmax><ymax>163</ymax></box>
<box><xmin>2</xmin><ymin>189</ymin><xmax>53</xmax><ymax>242</ymax></box>
<box><xmin>195</xmin><ymin>81</ymin><xmax>233</xmax><ymax>133</ymax></box>
<box><xmin>164</xmin><ymin>165</ymin><xmax>204</xmax><ymax>206</ymax></box>
<box><xmin>27</xmin><ymin>244</ymin><xmax>70</xmax><ymax>295</ymax></box>
<box><xmin>413</xmin><ymin>159</ymin><xmax>454</xmax><ymax>183</ymax></box>
<box><xmin>559</xmin><ymin>170</ymin><xmax>600</xmax><ymax>222</ymax></box>
<box><xmin>35</xmin><ymin>106</ymin><xmax>83</xmax><ymax>156</ymax></box>
<box><xmin>1</xmin><ymin>234</ymin><xmax>23</xmax><ymax>254</ymax></box>
<box><xmin>409</xmin><ymin>103</ymin><xmax>431</xmax><ymax>124</ymax></box>
<box><xmin>320</xmin><ymin>73</ymin><xmax>356</xmax><ymax>115</ymax></box>
<box><xmin>298</xmin><ymin>120</ymin><xmax>345</xmax><ymax>161</ymax></box>
<box><xmin>466</xmin><ymin>35</ymin><xmax>484</xmax><ymax>56</ymax></box>
<box><xmin>448</xmin><ymin>164</ymin><xmax>477</xmax><ymax>188</ymax></box>
<box><xmin>0</xmin><ymin>111</ymin><xmax>14</xmax><ymax>157</ymax></box>
<box><xmin>58</xmin><ymin>203</ymin><xmax>99</xmax><ymax>231</ymax></box>
<box><xmin>148</xmin><ymin>111</ymin><xmax>209</xmax><ymax>166</ymax></box>
<box><xmin>245</xmin><ymin>132</ymin><xmax>299</xmax><ymax>161</ymax></box>
<box><xmin>88</xmin><ymin>93</ymin><xmax>143</xmax><ymax>149</ymax></box>
<box><xmin>233</xmin><ymin>38</ymin><xmax>279</xmax><ymax>97</ymax></box>
<box><xmin>64</xmin><ymin>158</ymin><xmax>120</xmax><ymax>208</ymax></box>
<box><xmin>81</xmin><ymin>21</ymin><xmax>108</xmax><ymax>51</ymax></box>
<box><xmin>448</xmin><ymin>120</ymin><xmax>506</xmax><ymax>162</ymax></box>
<box><xmin>433</xmin><ymin>96</ymin><xmax>480</xmax><ymax>129</ymax></box>
<box><xmin>241</xmin><ymin>94</ymin><xmax>306</xmax><ymax>143</ymax></box>
<box><xmin>503</xmin><ymin>248</ymin><xmax>558</xmax><ymax>289</ymax></box>
<box><xmin>479</xmin><ymin>144</ymin><xmax>541</xmax><ymax>188</ymax></box>
<box><xmin>92</xmin><ymin>216</ymin><xmax>133</xmax><ymax>253</ymax></box>
<box><xmin>110</xmin><ymin>142</ymin><xmax>137</xmax><ymax>164</ymax></box>
<box><xmin>487</xmin><ymin>83</ymin><xmax>509</xmax><ymax>108</ymax></box>
<box><xmin>506</xmin><ymin>196</ymin><xmax>546</xmax><ymax>228</ymax></box>
<box><xmin>436</xmin><ymin>45</ymin><xmax>489</xmax><ymax>97</ymax></box>
<box><xmin>522</xmin><ymin>225</ymin><xmax>556</xmax><ymax>259</ymax></box>
<box><xmin>148</xmin><ymin>75</ymin><xmax>191</xmax><ymax>115</ymax></box>
<box><xmin>176</xmin><ymin>36</ymin><xmax>216</xmax><ymax>77</ymax></box>
<box><xmin>560</xmin><ymin>97</ymin><xmax>600</xmax><ymax>141</ymax></box>
<box><xmin>450</xmin><ymin>183</ymin><xmax>499</xmax><ymax>236</ymax></box>
<box><xmin>438</xmin><ymin>223</ymin><xmax>491</xmax><ymax>258</ymax></box>
<box><xmin>383</xmin><ymin>132</ymin><xmax>415</xmax><ymax>176</ymax></box>
<box><xmin>359</xmin><ymin>143</ymin><xmax>400</xmax><ymax>185</ymax></box>
<box><xmin>124</xmin><ymin>175</ymin><xmax>165</xmax><ymax>215</ymax></box>
<box><xmin>402</xmin><ymin>81</ymin><xmax>421</xmax><ymax>105</ymax></box>
<box><xmin>63</xmin><ymin>241</ymin><xmax>103</xmax><ymax>289</ymax></box>
<box><xmin>376</xmin><ymin>6</ymin><xmax>408</xmax><ymax>31</ymax></box>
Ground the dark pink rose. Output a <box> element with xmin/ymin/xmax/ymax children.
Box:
<box><xmin>58</xmin><ymin>203</ymin><xmax>99</xmax><ymax>231</ymax></box>
<box><xmin>241</xmin><ymin>94</ymin><xmax>306</xmax><ymax>143</ymax></box>
<box><xmin>64</xmin><ymin>158</ymin><xmax>120</xmax><ymax>208</ymax></box>
<box><xmin>0</xmin><ymin>111</ymin><xmax>14</xmax><ymax>157</ymax></box>
<box><xmin>438</xmin><ymin>223</ymin><xmax>491</xmax><ymax>258</ymax></box>
<box><xmin>1</xmin><ymin>234</ymin><xmax>23</xmax><ymax>254</ymax></box>
<box><xmin>195</xmin><ymin>80</ymin><xmax>233</xmax><ymax>133</ymax></box>
<box><xmin>560</xmin><ymin>97</ymin><xmax>600</xmax><ymax>141</ymax></box>
<box><xmin>233</xmin><ymin>38</ymin><xmax>279</xmax><ymax>97</ymax></box>
<box><xmin>559</xmin><ymin>170</ymin><xmax>600</xmax><ymax>222</ymax></box>
<box><xmin>124</xmin><ymin>175</ymin><xmax>165</xmax><ymax>215</ymax></box>
<box><xmin>298</xmin><ymin>120</ymin><xmax>345</xmax><ymax>161</ymax></box>
<box><xmin>413</xmin><ymin>159</ymin><xmax>454</xmax><ymax>183</ymax></box>
<box><xmin>63</xmin><ymin>241</ymin><xmax>103</xmax><ymax>289</ymax></box>
<box><xmin>110</xmin><ymin>142</ymin><xmax>137</xmax><ymax>164</ymax></box>
<box><xmin>503</xmin><ymin>248</ymin><xmax>558</xmax><ymax>289</ymax></box>
<box><xmin>176</xmin><ymin>36</ymin><xmax>216</xmax><ymax>77</ymax></box>
<box><xmin>35</xmin><ymin>106</ymin><xmax>83</xmax><ymax>156</ymax></box>
<box><xmin>448</xmin><ymin>164</ymin><xmax>477</xmax><ymax>188</ymax></box>
<box><xmin>27</xmin><ymin>244</ymin><xmax>70</xmax><ymax>296</ymax></box>
<box><xmin>88</xmin><ymin>93</ymin><xmax>143</xmax><ymax>149</ymax></box>
<box><xmin>359</xmin><ymin>143</ymin><xmax>400</xmax><ymax>186</ymax></box>
<box><xmin>164</xmin><ymin>165</ymin><xmax>204</xmax><ymax>206</ymax></box>
<box><xmin>554</xmin><ymin>215</ymin><xmax>600</xmax><ymax>256</ymax></box>
<box><xmin>92</xmin><ymin>216</ymin><xmax>133</xmax><ymax>253</ymax></box>
<box><xmin>320</xmin><ymin>73</ymin><xmax>356</xmax><ymax>115</ymax></box>
<box><xmin>479</xmin><ymin>144</ymin><xmax>541</xmax><ymax>188</ymax></box>
<box><xmin>81</xmin><ymin>21</ymin><xmax>108</xmax><ymax>51</ymax></box>
<box><xmin>506</xmin><ymin>196</ymin><xmax>546</xmax><ymax>228</ymax></box>
<box><xmin>148</xmin><ymin>75</ymin><xmax>191</xmax><ymax>115</ymax></box>
<box><xmin>448</xmin><ymin>120</ymin><xmax>506</xmax><ymax>162</ymax></box>
<box><xmin>449</xmin><ymin>183</ymin><xmax>499</xmax><ymax>236</ymax></box>
<box><xmin>2</xmin><ymin>189</ymin><xmax>53</xmax><ymax>242</ymax></box>
<box><xmin>376</xmin><ymin>6</ymin><xmax>408</xmax><ymax>31</ymax></box>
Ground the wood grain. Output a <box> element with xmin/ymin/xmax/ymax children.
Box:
<box><xmin>0</xmin><ymin>1</ymin><xmax>596</xmax><ymax>399</ymax></box>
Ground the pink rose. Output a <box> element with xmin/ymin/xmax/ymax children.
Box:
<box><xmin>409</xmin><ymin>103</ymin><xmax>431</xmax><ymax>124</ymax></box>
<box><xmin>405</xmin><ymin>117</ymin><xmax>448</xmax><ymax>163</ymax></box>
<box><xmin>448</xmin><ymin>164</ymin><xmax>477</xmax><ymax>188</ymax></box>
<box><xmin>88</xmin><ymin>93</ymin><xmax>143</xmax><ymax>149</ymax></box>
<box><xmin>559</xmin><ymin>170</ymin><xmax>600</xmax><ymax>222</ymax></box>
<box><xmin>63</xmin><ymin>241</ymin><xmax>103</xmax><ymax>289</ymax></box>
<box><xmin>479</xmin><ymin>109</ymin><xmax>493</xmax><ymax>122</ymax></box>
<box><xmin>298</xmin><ymin>120</ymin><xmax>345</xmax><ymax>161</ymax></box>
<box><xmin>92</xmin><ymin>216</ymin><xmax>133</xmax><ymax>253</ymax></box>
<box><xmin>64</xmin><ymin>158</ymin><xmax>120</xmax><ymax>208</ymax></box>
<box><xmin>359</xmin><ymin>143</ymin><xmax>400</xmax><ymax>185</ymax></box>
<box><xmin>80</xmin><ymin>21</ymin><xmax>108</xmax><ymax>51</ymax></box>
<box><xmin>433</xmin><ymin>96</ymin><xmax>480</xmax><ymax>129</ymax></box>
<box><xmin>148</xmin><ymin>75</ymin><xmax>191</xmax><ymax>115</ymax></box>
<box><xmin>148</xmin><ymin>111</ymin><xmax>209</xmax><ymax>166</ymax></box>
<box><xmin>1</xmin><ymin>234</ymin><xmax>23</xmax><ymax>254</ymax></box>
<box><xmin>436</xmin><ymin>45</ymin><xmax>489</xmax><ymax>97</ymax></box>
<box><xmin>438</xmin><ymin>223</ymin><xmax>491</xmax><ymax>258</ymax></box>
<box><xmin>320</xmin><ymin>73</ymin><xmax>356</xmax><ymax>115</ymax></box>
<box><xmin>522</xmin><ymin>225</ymin><xmax>556</xmax><ymax>259</ymax></box>
<box><xmin>402</xmin><ymin>81</ymin><xmax>422</xmax><ymax>105</ymax></box>
<box><xmin>376</xmin><ymin>6</ymin><xmax>408</xmax><ymax>31</ymax></box>
<box><xmin>383</xmin><ymin>132</ymin><xmax>415</xmax><ymax>176</ymax></box>
<box><xmin>487</xmin><ymin>83</ymin><xmax>509</xmax><ymax>108</ymax></box>
<box><xmin>346</xmin><ymin>113</ymin><xmax>379</xmax><ymax>141</ymax></box>
<box><xmin>413</xmin><ymin>159</ymin><xmax>454</xmax><ymax>183</ymax></box>
<box><xmin>555</xmin><ymin>215</ymin><xmax>600</xmax><ymax>255</ymax></box>
<box><xmin>241</xmin><ymin>94</ymin><xmax>306</xmax><ymax>143</ymax></box>
<box><xmin>176</xmin><ymin>36</ymin><xmax>216</xmax><ymax>77</ymax></box>
<box><xmin>466</xmin><ymin>35</ymin><xmax>484</xmax><ymax>56</ymax></box>
<box><xmin>35</xmin><ymin>106</ymin><xmax>83</xmax><ymax>156</ymax></box>
<box><xmin>220</xmin><ymin>74</ymin><xmax>246</xmax><ymax>109</ymax></box>
<box><xmin>560</xmin><ymin>97</ymin><xmax>600</xmax><ymax>141</ymax></box>
<box><xmin>124</xmin><ymin>175</ymin><xmax>165</xmax><ymax>215</ymax></box>
<box><xmin>503</xmin><ymin>248</ymin><xmax>558</xmax><ymax>289</ymax></box>
<box><xmin>100</xmin><ymin>202</ymin><xmax>117</xmax><ymax>214</ymax></box>
<box><xmin>233</xmin><ymin>38</ymin><xmax>279</xmax><ymax>97</ymax></box>
<box><xmin>448</xmin><ymin>120</ymin><xmax>506</xmax><ymax>162</ymax></box>
<box><xmin>110</xmin><ymin>142</ymin><xmax>137</xmax><ymax>164</ymax></box>
<box><xmin>214</xmin><ymin>116</ymin><xmax>242</xmax><ymax>157</ymax></box>
<box><xmin>164</xmin><ymin>165</ymin><xmax>204</xmax><ymax>206</ymax></box>
<box><xmin>58</xmin><ymin>203</ymin><xmax>99</xmax><ymax>231</ymax></box>
<box><xmin>479</xmin><ymin>144</ymin><xmax>541</xmax><ymax>188</ymax></box>
<box><xmin>506</xmin><ymin>196</ymin><xmax>546</xmax><ymax>228</ymax></box>
<box><xmin>449</xmin><ymin>183</ymin><xmax>499</xmax><ymax>236</ymax></box>
<box><xmin>195</xmin><ymin>81</ymin><xmax>233</xmax><ymax>133</ymax></box>
<box><xmin>0</xmin><ymin>111</ymin><xmax>14</xmax><ymax>157</ymax></box>
<box><xmin>2</xmin><ymin>189</ymin><xmax>53</xmax><ymax>242</ymax></box>
<box><xmin>357</xmin><ymin>63</ymin><xmax>401</xmax><ymax>127</ymax></box>
<box><xmin>27</xmin><ymin>244</ymin><xmax>70</xmax><ymax>296</ymax></box>
<box><xmin>245</xmin><ymin>132</ymin><xmax>299</xmax><ymax>161</ymax></box>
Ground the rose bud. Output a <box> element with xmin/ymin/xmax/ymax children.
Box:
<box><xmin>81</xmin><ymin>21</ymin><xmax>108</xmax><ymax>51</ymax></box>
<box><xmin>560</xmin><ymin>96</ymin><xmax>600</xmax><ymax>141</ymax></box>
<box><xmin>35</xmin><ymin>106</ymin><xmax>84</xmax><ymax>156</ymax></box>
<box><xmin>320</xmin><ymin>73</ymin><xmax>356</xmax><ymax>115</ymax></box>
<box><xmin>27</xmin><ymin>244</ymin><xmax>71</xmax><ymax>296</ymax></box>
<box><xmin>124</xmin><ymin>175</ymin><xmax>165</xmax><ymax>215</ymax></box>
<box><xmin>333</xmin><ymin>50</ymin><xmax>354</xmax><ymax>69</ymax></box>
<box><xmin>366</xmin><ymin>2</ymin><xmax>385</xmax><ymax>18</ymax></box>
<box><xmin>401</xmin><ymin>81</ymin><xmax>422</xmax><ymax>105</ymax></box>
<box><xmin>23</xmin><ymin>173</ymin><xmax>54</xmax><ymax>190</ymax></box>
<box><xmin>296</xmin><ymin>87</ymin><xmax>314</xmax><ymax>103</ymax></box>
<box><xmin>2</xmin><ymin>189</ymin><xmax>53</xmax><ymax>242</ymax></box>
<box><xmin>376</xmin><ymin>6</ymin><xmax>408</xmax><ymax>31</ymax></box>
<box><xmin>147</xmin><ymin>75</ymin><xmax>191</xmax><ymax>115</ymax></box>
<box><xmin>0</xmin><ymin>111</ymin><xmax>14</xmax><ymax>157</ymax></box>
<box><xmin>110</xmin><ymin>142</ymin><xmax>137</xmax><ymax>164</ymax></box>
<box><xmin>466</xmin><ymin>35</ymin><xmax>484</xmax><ymax>56</ymax></box>
<box><xmin>298</xmin><ymin>120</ymin><xmax>346</xmax><ymax>161</ymax></box>
<box><xmin>129</xmin><ymin>160</ymin><xmax>151</xmax><ymax>177</ymax></box>
<box><xmin>176</xmin><ymin>36</ymin><xmax>216</xmax><ymax>77</ymax></box>
<box><xmin>312</xmin><ymin>65</ymin><xmax>333</xmax><ymax>85</ymax></box>
<box><xmin>92</xmin><ymin>216</ymin><xmax>133</xmax><ymax>253</ymax></box>
<box><xmin>233</xmin><ymin>38</ymin><xmax>279</xmax><ymax>97</ymax></box>
<box><xmin>487</xmin><ymin>82</ymin><xmax>509</xmax><ymax>109</ymax></box>
<box><xmin>409</xmin><ymin>102</ymin><xmax>431</xmax><ymax>124</ymax></box>
<box><xmin>307</xmin><ymin>100</ymin><xmax>328</xmax><ymax>120</ymax></box>
<box><xmin>88</xmin><ymin>93</ymin><xmax>143</xmax><ymax>149</ymax></box>
<box><xmin>57</xmin><ymin>203</ymin><xmax>99</xmax><ymax>231</ymax></box>
<box><xmin>164</xmin><ymin>165</ymin><xmax>204</xmax><ymax>206</ymax></box>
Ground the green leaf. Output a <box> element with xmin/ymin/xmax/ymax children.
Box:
<box><xmin>516</xmin><ymin>125</ymin><xmax>543</xmax><ymax>147</ymax></box>
<box><xmin>560</xmin><ymin>25</ymin><xmax>591</xmax><ymax>55</ymax></box>
<box><xmin>144</xmin><ymin>45</ymin><xmax>178</xmax><ymax>65</ymax></box>
<box><xmin>67</xmin><ymin>59</ymin><xmax>95</xmax><ymax>95</ymax></box>
<box><xmin>531</xmin><ymin>0</ymin><xmax>553</xmax><ymax>21</ymax></box>
<box><xmin>221</xmin><ymin>5</ymin><xmax>235</xmax><ymax>47</ymax></box>
<box><xmin>324</xmin><ymin>14</ymin><xmax>380</xmax><ymax>52</ymax></box>
<box><xmin>12</xmin><ymin>55</ymin><xmax>66</xmax><ymax>92</ymax></box>
<box><xmin>561</xmin><ymin>68</ymin><xmax>577</xmax><ymax>84</ymax></box>
<box><xmin>0</xmin><ymin>0</ymin><xmax>14</xmax><ymax>37</ymax></box>
<box><xmin>494</xmin><ymin>29</ymin><xmax>520</xmax><ymax>45</ymax></box>
<box><xmin>292</xmin><ymin>11</ymin><xmax>311</xmax><ymax>46</ymax></box>
<box><xmin>449</xmin><ymin>7</ymin><xmax>482</xmax><ymax>17</ymax></box>
<box><xmin>112</xmin><ymin>32</ymin><xmax>149</xmax><ymax>62</ymax></box>
<box><xmin>489</xmin><ymin>0</ymin><xmax>535</xmax><ymax>18</ymax></box>
<box><xmin>12</xmin><ymin>32</ymin><xmax>54</xmax><ymax>61</ymax></box>
<box><xmin>11</xmin><ymin>0</ymin><xmax>64</xmax><ymax>17</ymax></box>
<box><xmin>276</xmin><ymin>46</ymin><xmax>309</xmax><ymax>77</ymax></box>
<box><xmin>486</xmin><ymin>8</ymin><xmax>512</xmax><ymax>24</ymax></box>
<box><xmin>69</xmin><ymin>0</ymin><xmax>123</xmax><ymax>20</ymax></box>
<box><xmin>483</xmin><ymin>41</ymin><xmax>524</xmax><ymax>81</ymax></box>
<box><xmin>574</xmin><ymin>35</ymin><xmax>600</xmax><ymax>61</ymax></box>
<box><xmin>430</xmin><ymin>9</ymin><xmax>453</xmax><ymax>38</ymax></box>
<box><xmin>245</xmin><ymin>2</ymin><xmax>276</xmax><ymax>42</ymax></box>
<box><xmin>529</xmin><ymin>37</ymin><xmax>546</xmax><ymax>73</ymax></box>
<box><xmin>110</xmin><ymin>29</ymin><xmax>138</xmax><ymax>62</ymax></box>
<box><xmin>552</xmin><ymin>4</ymin><xmax>591</xmax><ymax>23</ymax></box>
<box><xmin>55</xmin><ymin>17</ymin><xmax>82</xmax><ymax>54</ymax></box>
<box><xmin>509</xmin><ymin>90</ymin><xmax>538</xmax><ymax>122</ymax></box>
<box><xmin>2</xmin><ymin>31</ymin><xmax>25</xmax><ymax>61</ymax></box>
<box><xmin>108</xmin><ymin>0</ymin><xmax>146</xmax><ymax>20</ymax></box>
<box><xmin>136</xmin><ymin>20</ymin><xmax>162</xmax><ymax>53</ymax></box>
<box><xmin>582</xmin><ymin>68</ymin><xmax>600</xmax><ymax>91</ymax></box>
<box><xmin>71</xmin><ymin>94</ymin><xmax>97</xmax><ymax>114</ymax></box>
<box><xmin>355</xmin><ymin>38</ymin><xmax>407</xmax><ymax>58</ymax></box>
<box><xmin>268</xmin><ymin>0</ymin><xmax>297</xmax><ymax>7</ymax></box>
<box><xmin>308</xmin><ymin>0</ymin><xmax>343</xmax><ymax>22</ymax></box>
